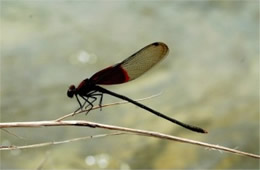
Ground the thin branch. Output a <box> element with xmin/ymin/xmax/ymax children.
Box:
<box><xmin>0</xmin><ymin>120</ymin><xmax>259</xmax><ymax>159</ymax></box>
<box><xmin>55</xmin><ymin>92</ymin><xmax>162</xmax><ymax>121</ymax></box>
<box><xmin>1</xmin><ymin>128</ymin><xmax>25</xmax><ymax>139</ymax></box>
<box><xmin>0</xmin><ymin>132</ymin><xmax>125</xmax><ymax>150</ymax></box>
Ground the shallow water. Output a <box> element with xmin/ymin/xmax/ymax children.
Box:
<box><xmin>1</xmin><ymin>1</ymin><xmax>259</xmax><ymax>169</ymax></box>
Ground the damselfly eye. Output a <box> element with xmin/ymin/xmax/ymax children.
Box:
<box><xmin>67</xmin><ymin>85</ymin><xmax>76</xmax><ymax>98</ymax></box>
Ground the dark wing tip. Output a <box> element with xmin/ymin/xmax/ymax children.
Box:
<box><xmin>152</xmin><ymin>42</ymin><xmax>169</xmax><ymax>54</ymax></box>
<box><xmin>152</xmin><ymin>42</ymin><xmax>166</xmax><ymax>46</ymax></box>
<box><xmin>153</xmin><ymin>42</ymin><xmax>160</xmax><ymax>46</ymax></box>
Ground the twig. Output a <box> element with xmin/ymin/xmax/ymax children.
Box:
<box><xmin>0</xmin><ymin>120</ymin><xmax>259</xmax><ymax>159</ymax></box>
<box><xmin>1</xmin><ymin>128</ymin><xmax>25</xmax><ymax>139</ymax></box>
<box><xmin>55</xmin><ymin>93</ymin><xmax>162</xmax><ymax>121</ymax></box>
<box><xmin>0</xmin><ymin>132</ymin><xmax>124</xmax><ymax>150</ymax></box>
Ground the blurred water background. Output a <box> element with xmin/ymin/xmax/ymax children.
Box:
<box><xmin>1</xmin><ymin>0</ymin><xmax>259</xmax><ymax>169</ymax></box>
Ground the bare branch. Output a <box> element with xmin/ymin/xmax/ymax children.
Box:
<box><xmin>1</xmin><ymin>128</ymin><xmax>25</xmax><ymax>139</ymax></box>
<box><xmin>0</xmin><ymin>120</ymin><xmax>259</xmax><ymax>159</ymax></box>
<box><xmin>0</xmin><ymin>132</ymin><xmax>125</xmax><ymax>150</ymax></box>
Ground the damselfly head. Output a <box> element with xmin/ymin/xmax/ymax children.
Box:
<box><xmin>67</xmin><ymin>85</ymin><xmax>76</xmax><ymax>98</ymax></box>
